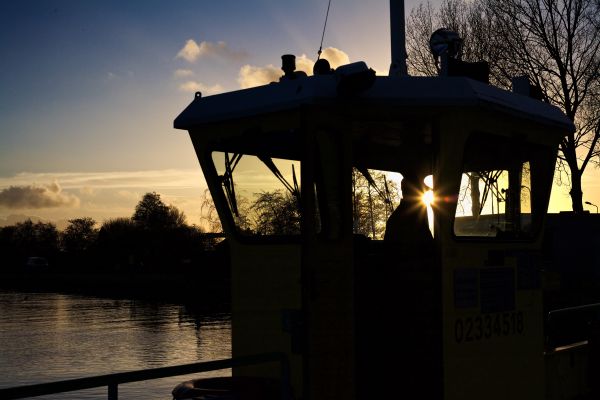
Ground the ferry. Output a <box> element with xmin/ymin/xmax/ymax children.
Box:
<box><xmin>172</xmin><ymin>1</ymin><xmax>596</xmax><ymax>399</ymax></box>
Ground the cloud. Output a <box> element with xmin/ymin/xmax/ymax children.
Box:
<box><xmin>0</xmin><ymin>214</ymin><xmax>44</xmax><ymax>227</ymax></box>
<box><xmin>177</xmin><ymin>39</ymin><xmax>201</xmax><ymax>62</ymax></box>
<box><xmin>79</xmin><ymin>187</ymin><xmax>96</xmax><ymax>196</ymax></box>
<box><xmin>0</xmin><ymin>170</ymin><xmax>206</xmax><ymax>192</ymax></box>
<box><xmin>116</xmin><ymin>190</ymin><xmax>141</xmax><ymax>201</ymax></box>
<box><xmin>0</xmin><ymin>182</ymin><xmax>80</xmax><ymax>209</ymax></box>
<box><xmin>176</xmin><ymin>39</ymin><xmax>248</xmax><ymax>63</ymax></box>
<box><xmin>173</xmin><ymin>69</ymin><xmax>194</xmax><ymax>78</ymax></box>
<box><xmin>0</xmin><ymin>170</ymin><xmax>213</xmax><ymax>228</ymax></box>
<box><xmin>179</xmin><ymin>81</ymin><xmax>224</xmax><ymax>95</ymax></box>
<box><xmin>294</xmin><ymin>55</ymin><xmax>314</xmax><ymax>75</ymax></box>
<box><xmin>319</xmin><ymin>47</ymin><xmax>350</xmax><ymax>69</ymax></box>
<box><xmin>237</xmin><ymin>64</ymin><xmax>280</xmax><ymax>89</ymax></box>
<box><xmin>237</xmin><ymin>47</ymin><xmax>351</xmax><ymax>89</ymax></box>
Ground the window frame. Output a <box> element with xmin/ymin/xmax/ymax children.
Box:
<box><xmin>451</xmin><ymin>133</ymin><xmax>552</xmax><ymax>242</ymax></box>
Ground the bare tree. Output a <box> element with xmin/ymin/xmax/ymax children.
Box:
<box><xmin>251</xmin><ymin>190</ymin><xmax>301</xmax><ymax>235</ymax></box>
<box><xmin>406</xmin><ymin>0</ymin><xmax>600</xmax><ymax>212</ymax></box>
<box><xmin>406</xmin><ymin>1</ymin><xmax>438</xmax><ymax>76</ymax></box>
<box><xmin>406</xmin><ymin>0</ymin><xmax>497</xmax><ymax>77</ymax></box>
<box><xmin>487</xmin><ymin>0</ymin><xmax>600</xmax><ymax>212</ymax></box>
<box><xmin>199</xmin><ymin>189</ymin><xmax>223</xmax><ymax>233</ymax></box>
<box><xmin>352</xmin><ymin>169</ymin><xmax>401</xmax><ymax>240</ymax></box>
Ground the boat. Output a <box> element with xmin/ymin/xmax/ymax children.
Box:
<box><xmin>173</xmin><ymin>1</ymin><xmax>596</xmax><ymax>399</ymax></box>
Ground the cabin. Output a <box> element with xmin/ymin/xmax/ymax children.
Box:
<box><xmin>173</xmin><ymin>4</ymin><xmax>596</xmax><ymax>399</ymax></box>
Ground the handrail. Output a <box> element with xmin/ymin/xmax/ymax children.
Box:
<box><xmin>0</xmin><ymin>352</ymin><xmax>290</xmax><ymax>400</ymax></box>
<box><xmin>546</xmin><ymin>302</ymin><xmax>600</xmax><ymax>350</ymax></box>
<box><xmin>547</xmin><ymin>302</ymin><xmax>600</xmax><ymax>318</ymax></box>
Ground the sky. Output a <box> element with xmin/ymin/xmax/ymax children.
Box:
<box><xmin>0</xmin><ymin>0</ymin><xmax>599</xmax><ymax>230</ymax></box>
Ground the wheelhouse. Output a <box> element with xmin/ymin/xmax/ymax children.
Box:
<box><xmin>175</xmin><ymin>70</ymin><xmax>573</xmax><ymax>399</ymax></box>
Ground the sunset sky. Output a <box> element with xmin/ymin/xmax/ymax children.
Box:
<box><xmin>1</xmin><ymin>0</ymin><xmax>599</xmax><ymax>229</ymax></box>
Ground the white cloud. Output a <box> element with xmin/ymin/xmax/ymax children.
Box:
<box><xmin>176</xmin><ymin>39</ymin><xmax>248</xmax><ymax>63</ymax></box>
<box><xmin>320</xmin><ymin>47</ymin><xmax>350</xmax><ymax>68</ymax></box>
<box><xmin>295</xmin><ymin>47</ymin><xmax>351</xmax><ymax>73</ymax></box>
<box><xmin>173</xmin><ymin>69</ymin><xmax>194</xmax><ymax>78</ymax></box>
<box><xmin>178</xmin><ymin>81</ymin><xmax>224</xmax><ymax>95</ymax></box>
<box><xmin>295</xmin><ymin>55</ymin><xmax>314</xmax><ymax>75</ymax></box>
<box><xmin>0</xmin><ymin>181</ymin><xmax>80</xmax><ymax>209</ymax></box>
<box><xmin>198</xmin><ymin>40</ymin><xmax>248</xmax><ymax>61</ymax></box>
<box><xmin>238</xmin><ymin>64</ymin><xmax>281</xmax><ymax>89</ymax></box>
<box><xmin>0</xmin><ymin>170</ymin><xmax>208</xmax><ymax>224</ymax></box>
<box><xmin>177</xmin><ymin>39</ymin><xmax>201</xmax><ymax>62</ymax></box>
<box><xmin>237</xmin><ymin>47</ymin><xmax>351</xmax><ymax>89</ymax></box>
<box><xmin>0</xmin><ymin>170</ymin><xmax>206</xmax><ymax>192</ymax></box>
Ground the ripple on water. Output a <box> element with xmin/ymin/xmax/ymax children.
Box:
<box><xmin>0</xmin><ymin>291</ymin><xmax>231</xmax><ymax>400</ymax></box>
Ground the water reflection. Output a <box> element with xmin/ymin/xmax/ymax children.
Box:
<box><xmin>0</xmin><ymin>291</ymin><xmax>231</xmax><ymax>399</ymax></box>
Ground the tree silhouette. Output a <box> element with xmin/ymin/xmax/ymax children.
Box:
<box><xmin>96</xmin><ymin>217</ymin><xmax>139</xmax><ymax>270</ymax></box>
<box><xmin>406</xmin><ymin>0</ymin><xmax>600</xmax><ymax>212</ymax></box>
<box><xmin>407</xmin><ymin>0</ymin><xmax>498</xmax><ymax>78</ymax></box>
<box><xmin>0</xmin><ymin>193</ymin><xmax>226</xmax><ymax>275</ymax></box>
<box><xmin>234</xmin><ymin>171</ymin><xmax>400</xmax><ymax>238</ymax></box>
<box><xmin>0</xmin><ymin>220</ymin><xmax>60</xmax><ymax>266</ymax></box>
<box><xmin>130</xmin><ymin>192</ymin><xmax>203</xmax><ymax>270</ymax></box>
<box><xmin>251</xmin><ymin>190</ymin><xmax>301</xmax><ymax>235</ymax></box>
<box><xmin>132</xmin><ymin>192</ymin><xmax>186</xmax><ymax>230</ymax></box>
<box><xmin>352</xmin><ymin>169</ymin><xmax>401</xmax><ymax>240</ymax></box>
<box><xmin>61</xmin><ymin>217</ymin><xmax>97</xmax><ymax>254</ymax></box>
<box><xmin>0</xmin><ymin>225</ymin><xmax>18</xmax><ymax>269</ymax></box>
<box><xmin>200</xmin><ymin>188</ymin><xmax>223</xmax><ymax>233</ymax></box>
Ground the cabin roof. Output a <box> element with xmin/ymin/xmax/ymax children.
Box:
<box><xmin>174</xmin><ymin>74</ymin><xmax>574</xmax><ymax>132</ymax></box>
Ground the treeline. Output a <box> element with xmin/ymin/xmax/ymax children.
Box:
<box><xmin>0</xmin><ymin>192</ymin><xmax>225</xmax><ymax>274</ymax></box>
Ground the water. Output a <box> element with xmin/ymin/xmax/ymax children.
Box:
<box><xmin>0</xmin><ymin>290</ymin><xmax>231</xmax><ymax>400</ymax></box>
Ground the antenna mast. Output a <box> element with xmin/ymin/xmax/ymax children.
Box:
<box><xmin>389</xmin><ymin>0</ymin><xmax>408</xmax><ymax>76</ymax></box>
<box><xmin>317</xmin><ymin>0</ymin><xmax>332</xmax><ymax>60</ymax></box>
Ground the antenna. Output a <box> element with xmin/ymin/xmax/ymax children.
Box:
<box><xmin>317</xmin><ymin>0</ymin><xmax>332</xmax><ymax>60</ymax></box>
<box><xmin>389</xmin><ymin>0</ymin><xmax>408</xmax><ymax>76</ymax></box>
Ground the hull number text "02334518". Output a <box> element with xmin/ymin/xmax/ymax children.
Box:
<box><xmin>454</xmin><ymin>311</ymin><xmax>524</xmax><ymax>344</ymax></box>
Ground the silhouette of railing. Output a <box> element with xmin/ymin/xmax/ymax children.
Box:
<box><xmin>546</xmin><ymin>303</ymin><xmax>600</xmax><ymax>350</ymax></box>
<box><xmin>0</xmin><ymin>352</ymin><xmax>290</xmax><ymax>400</ymax></box>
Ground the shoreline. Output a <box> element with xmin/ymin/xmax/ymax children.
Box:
<box><xmin>0</xmin><ymin>271</ymin><xmax>231</xmax><ymax>310</ymax></box>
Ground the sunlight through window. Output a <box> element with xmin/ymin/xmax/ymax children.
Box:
<box><xmin>423</xmin><ymin>175</ymin><xmax>434</xmax><ymax>236</ymax></box>
<box><xmin>422</xmin><ymin>189</ymin><xmax>434</xmax><ymax>206</ymax></box>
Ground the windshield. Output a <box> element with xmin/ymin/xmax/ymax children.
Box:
<box><xmin>453</xmin><ymin>133</ymin><xmax>554</xmax><ymax>239</ymax></box>
<box><xmin>212</xmin><ymin>151</ymin><xmax>302</xmax><ymax>236</ymax></box>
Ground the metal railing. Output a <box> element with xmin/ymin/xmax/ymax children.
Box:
<box><xmin>546</xmin><ymin>303</ymin><xmax>600</xmax><ymax>351</ymax></box>
<box><xmin>0</xmin><ymin>352</ymin><xmax>290</xmax><ymax>400</ymax></box>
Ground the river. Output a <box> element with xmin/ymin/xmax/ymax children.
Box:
<box><xmin>0</xmin><ymin>290</ymin><xmax>231</xmax><ymax>399</ymax></box>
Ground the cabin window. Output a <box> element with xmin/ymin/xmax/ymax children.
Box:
<box><xmin>453</xmin><ymin>133</ymin><xmax>548</xmax><ymax>239</ymax></box>
<box><xmin>352</xmin><ymin>167</ymin><xmax>401</xmax><ymax>240</ymax></box>
<box><xmin>351</xmin><ymin>167</ymin><xmax>434</xmax><ymax>240</ymax></box>
<box><xmin>212</xmin><ymin>152</ymin><xmax>302</xmax><ymax>236</ymax></box>
<box><xmin>349</xmin><ymin>121</ymin><xmax>435</xmax><ymax>241</ymax></box>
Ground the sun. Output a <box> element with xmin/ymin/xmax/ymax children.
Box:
<box><xmin>422</xmin><ymin>189</ymin><xmax>434</xmax><ymax>206</ymax></box>
<box><xmin>422</xmin><ymin>175</ymin><xmax>434</xmax><ymax>207</ymax></box>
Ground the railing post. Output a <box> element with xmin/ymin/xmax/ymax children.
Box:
<box><xmin>280</xmin><ymin>355</ymin><xmax>292</xmax><ymax>400</ymax></box>
<box><xmin>108</xmin><ymin>382</ymin><xmax>118</xmax><ymax>400</ymax></box>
